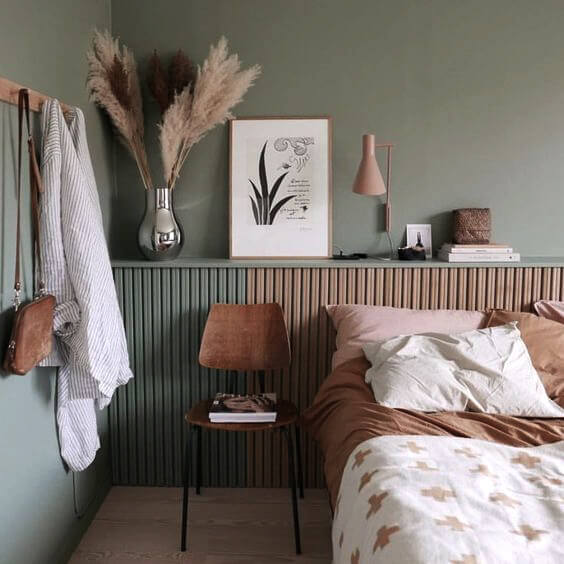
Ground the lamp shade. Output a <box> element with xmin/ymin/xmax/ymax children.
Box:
<box><xmin>352</xmin><ymin>134</ymin><xmax>386</xmax><ymax>196</ymax></box>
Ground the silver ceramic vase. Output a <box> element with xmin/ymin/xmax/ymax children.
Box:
<box><xmin>138</xmin><ymin>188</ymin><xmax>184</xmax><ymax>261</ymax></box>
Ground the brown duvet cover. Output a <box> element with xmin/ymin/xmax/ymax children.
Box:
<box><xmin>301</xmin><ymin>357</ymin><xmax>564</xmax><ymax>508</ymax></box>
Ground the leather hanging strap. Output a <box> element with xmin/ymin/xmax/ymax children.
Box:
<box><xmin>13</xmin><ymin>88</ymin><xmax>45</xmax><ymax>310</ymax></box>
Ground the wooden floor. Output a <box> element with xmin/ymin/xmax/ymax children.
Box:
<box><xmin>70</xmin><ymin>487</ymin><xmax>333</xmax><ymax>563</ymax></box>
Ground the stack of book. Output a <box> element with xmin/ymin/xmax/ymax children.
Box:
<box><xmin>438</xmin><ymin>243</ymin><xmax>520</xmax><ymax>263</ymax></box>
<box><xmin>208</xmin><ymin>393</ymin><xmax>277</xmax><ymax>423</ymax></box>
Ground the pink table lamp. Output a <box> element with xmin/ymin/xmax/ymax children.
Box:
<box><xmin>353</xmin><ymin>134</ymin><xmax>394</xmax><ymax>259</ymax></box>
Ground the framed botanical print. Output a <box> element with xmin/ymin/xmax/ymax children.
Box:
<box><xmin>229</xmin><ymin>117</ymin><xmax>332</xmax><ymax>258</ymax></box>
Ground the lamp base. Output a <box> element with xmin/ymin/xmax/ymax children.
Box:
<box><xmin>372</xmin><ymin>231</ymin><xmax>396</xmax><ymax>261</ymax></box>
<box><xmin>332</xmin><ymin>252</ymin><xmax>368</xmax><ymax>260</ymax></box>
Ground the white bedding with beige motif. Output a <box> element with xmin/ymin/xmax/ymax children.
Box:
<box><xmin>333</xmin><ymin>435</ymin><xmax>564</xmax><ymax>563</ymax></box>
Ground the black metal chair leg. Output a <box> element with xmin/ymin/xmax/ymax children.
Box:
<box><xmin>294</xmin><ymin>424</ymin><xmax>304</xmax><ymax>499</ymax></box>
<box><xmin>180</xmin><ymin>429</ymin><xmax>192</xmax><ymax>552</ymax></box>
<box><xmin>196</xmin><ymin>425</ymin><xmax>202</xmax><ymax>495</ymax></box>
<box><xmin>283</xmin><ymin>427</ymin><xmax>302</xmax><ymax>555</ymax></box>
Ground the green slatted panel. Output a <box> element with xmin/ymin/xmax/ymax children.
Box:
<box><xmin>111</xmin><ymin>266</ymin><xmax>247</xmax><ymax>486</ymax></box>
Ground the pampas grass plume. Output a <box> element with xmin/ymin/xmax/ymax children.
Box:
<box><xmin>159</xmin><ymin>36</ymin><xmax>260</xmax><ymax>188</ymax></box>
<box><xmin>87</xmin><ymin>29</ymin><xmax>153</xmax><ymax>190</ymax></box>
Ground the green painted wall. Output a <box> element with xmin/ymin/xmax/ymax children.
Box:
<box><xmin>110</xmin><ymin>0</ymin><xmax>564</xmax><ymax>259</ymax></box>
<box><xmin>0</xmin><ymin>1</ymin><xmax>113</xmax><ymax>563</ymax></box>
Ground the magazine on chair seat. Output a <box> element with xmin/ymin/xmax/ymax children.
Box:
<box><xmin>208</xmin><ymin>393</ymin><xmax>277</xmax><ymax>423</ymax></box>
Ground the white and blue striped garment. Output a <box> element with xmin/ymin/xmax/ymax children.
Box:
<box><xmin>40</xmin><ymin>99</ymin><xmax>133</xmax><ymax>471</ymax></box>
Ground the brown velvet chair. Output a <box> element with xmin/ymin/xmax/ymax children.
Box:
<box><xmin>180</xmin><ymin>303</ymin><xmax>303</xmax><ymax>554</ymax></box>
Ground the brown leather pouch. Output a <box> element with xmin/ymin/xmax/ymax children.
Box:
<box><xmin>4</xmin><ymin>295</ymin><xmax>56</xmax><ymax>375</ymax></box>
<box><xmin>3</xmin><ymin>89</ymin><xmax>55</xmax><ymax>375</ymax></box>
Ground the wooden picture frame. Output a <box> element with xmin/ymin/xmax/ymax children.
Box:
<box><xmin>229</xmin><ymin>117</ymin><xmax>332</xmax><ymax>259</ymax></box>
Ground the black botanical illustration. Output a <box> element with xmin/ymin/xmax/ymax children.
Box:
<box><xmin>249</xmin><ymin>142</ymin><xmax>296</xmax><ymax>225</ymax></box>
<box><xmin>274</xmin><ymin>136</ymin><xmax>314</xmax><ymax>172</ymax></box>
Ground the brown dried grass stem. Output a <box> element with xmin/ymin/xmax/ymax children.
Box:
<box><xmin>87</xmin><ymin>30</ymin><xmax>153</xmax><ymax>190</ymax></box>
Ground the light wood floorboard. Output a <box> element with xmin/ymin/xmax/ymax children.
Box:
<box><xmin>69</xmin><ymin>487</ymin><xmax>332</xmax><ymax>563</ymax></box>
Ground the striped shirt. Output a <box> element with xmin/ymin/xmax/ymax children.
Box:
<box><xmin>40</xmin><ymin>99</ymin><xmax>133</xmax><ymax>471</ymax></box>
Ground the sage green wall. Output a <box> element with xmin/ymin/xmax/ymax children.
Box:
<box><xmin>111</xmin><ymin>0</ymin><xmax>564</xmax><ymax>258</ymax></box>
<box><xmin>0</xmin><ymin>1</ymin><xmax>113</xmax><ymax>563</ymax></box>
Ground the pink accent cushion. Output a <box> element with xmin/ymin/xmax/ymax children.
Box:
<box><xmin>534</xmin><ymin>300</ymin><xmax>564</xmax><ymax>324</ymax></box>
<box><xmin>326</xmin><ymin>305</ymin><xmax>487</xmax><ymax>368</ymax></box>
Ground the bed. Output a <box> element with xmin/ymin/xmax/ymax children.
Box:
<box><xmin>301</xmin><ymin>306</ymin><xmax>564</xmax><ymax>564</ymax></box>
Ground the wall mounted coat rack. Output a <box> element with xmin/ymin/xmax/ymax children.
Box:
<box><xmin>0</xmin><ymin>76</ymin><xmax>72</xmax><ymax>113</ymax></box>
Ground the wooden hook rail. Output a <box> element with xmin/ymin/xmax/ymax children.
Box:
<box><xmin>0</xmin><ymin>76</ymin><xmax>72</xmax><ymax>114</ymax></box>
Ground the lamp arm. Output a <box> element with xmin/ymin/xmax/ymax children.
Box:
<box><xmin>385</xmin><ymin>145</ymin><xmax>392</xmax><ymax>233</ymax></box>
<box><xmin>386</xmin><ymin>231</ymin><xmax>394</xmax><ymax>259</ymax></box>
<box><xmin>386</xmin><ymin>145</ymin><xmax>394</xmax><ymax>258</ymax></box>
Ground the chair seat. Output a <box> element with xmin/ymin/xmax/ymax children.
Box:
<box><xmin>185</xmin><ymin>398</ymin><xmax>298</xmax><ymax>431</ymax></box>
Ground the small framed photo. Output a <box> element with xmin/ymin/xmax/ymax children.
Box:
<box><xmin>406</xmin><ymin>224</ymin><xmax>433</xmax><ymax>258</ymax></box>
<box><xmin>229</xmin><ymin>117</ymin><xmax>332</xmax><ymax>258</ymax></box>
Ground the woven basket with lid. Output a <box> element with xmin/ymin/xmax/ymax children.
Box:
<box><xmin>453</xmin><ymin>208</ymin><xmax>491</xmax><ymax>244</ymax></box>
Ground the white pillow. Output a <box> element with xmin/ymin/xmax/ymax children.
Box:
<box><xmin>363</xmin><ymin>323</ymin><xmax>564</xmax><ymax>417</ymax></box>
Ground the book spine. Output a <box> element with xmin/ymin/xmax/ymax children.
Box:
<box><xmin>445</xmin><ymin>243</ymin><xmax>509</xmax><ymax>248</ymax></box>
<box><xmin>444</xmin><ymin>247</ymin><xmax>513</xmax><ymax>254</ymax></box>
<box><xmin>438</xmin><ymin>252</ymin><xmax>521</xmax><ymax>263</ymax></box>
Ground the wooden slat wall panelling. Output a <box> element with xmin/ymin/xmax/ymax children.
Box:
<box><xmin>111</xmin><ymin>264</ymin><xmax>563</xmax><ymax>489</ymax></box>
<box><xmin>503</xmin><ymin>268</ymin><xmax>514</xmax><ymax>311</ymax></box>
<box><xmin>513</xmin><ymin>269</ymin><xmax>523</xmax><ymax>311</ymax></box>
<box><xmin>133</xmin><ymin>267</ymin><xmax>145</xmax><ymax>485</ymax></box>
<box><xmin>111</xmin><ymin>267</ymin><xmax>247</xmax><ymax>487</ymax></box>
<box><xmin>111</xmin><ymin>268</ymin><xmax>124</xmax><ymax>484</ymax></box>
<box><xmin>466</xmin><ymin>268</ymin><xmax>476</xmax><ymax>310</ymax></box>
<box><xmin>532</xmin><ymin>268</ymin><xmax>542</xmax><ymax>306</ymax></box>
<box><xmin>125</xmin><ymin>268</ymin><xmax>136</xmax><ymax>483</ymax></box>
<box><xmin>140</xmin><ymin>268</ymin><xmax>152</xmax><ymax>482</ymax></box>
<box><xmin>308</xmin><ymin>268</ymin><xmax>321</xmax><ymax>488</ymax></box>
<box><xmin>246</xmin><ymin>267</ymin><xmax>327</xmax><ymax>487</ymax></box>
<box><xmin>245</xmin><ymin>265</ymin><xmax>563</xmax><ymax>488</ymax></box>
<box><xmin>171</xmin><ymin>268</ymin><xmax>181</xmax><ymax>485</ymax></box>
<box><xmin>548</xmin><ymin>268</ymin><xmax>558</xmax><ymax>299</ymax></box>
<box><xmin>522</xmin><ymin>268</ymin><xmax>533</xmax><ymax>311</ymax></box>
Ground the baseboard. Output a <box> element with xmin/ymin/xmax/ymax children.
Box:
<box><xmin>53</xmin><ymin>476</ymin><xmax>112</xmax><ymax>564</ymax></box>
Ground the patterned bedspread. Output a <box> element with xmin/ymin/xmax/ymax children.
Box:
<box><xmin>333</xmin><ymin>435</ymin><xmax>564</xmax><ymax>563</ymax></box>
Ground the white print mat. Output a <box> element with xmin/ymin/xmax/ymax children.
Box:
<box><xmin>333</xmin><ymin>435</ymin><xmax>564</xmax><ymax>564</ymax></box>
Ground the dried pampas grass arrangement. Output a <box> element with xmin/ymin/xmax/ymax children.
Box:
<box><xmin>87</xmin><ymin>31</ymin><xmax>260</xmax><ymax>192</ymax></box>
<box><xmin>87</xmin><ymin>30</ymin><xmax>153</xmax><ymax>190</ymax></box>
<box><xmin>153</xmin><ymin>37</ymin><xmax>261</xmax><ymax>189</ymax></box>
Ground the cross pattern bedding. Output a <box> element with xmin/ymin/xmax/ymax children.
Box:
<box><xmin>303</xmin><ymin>309</ymin><xmax>564</xmax><ymax>563</ymax></box>
<box><xmin>333</xmin><ymin>435</ymin><xmax>564</xmax><ymax>564</ymax></box>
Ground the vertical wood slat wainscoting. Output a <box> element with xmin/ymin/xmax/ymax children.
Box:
<box><xmin>245</xmin><ymin>266</ymin><xmax>564</xmax><ymax>488</ymax></box>
<box><xmin>111</xmin><ymin>267</ymin><xmax>247</xmax><ymax>487</ymax></box>
<box><xmin>111</xmin><ymin>264</ymin><xmax>564</xmax><ymax>488</ymax></box>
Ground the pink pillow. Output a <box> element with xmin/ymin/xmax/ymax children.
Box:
<box><xmin>326</xmin><ymin>305</ymin><xmax>487</xmax><ymax>368</ymax></box>
<box><xmin>534</xmin><ymin>300</ymin><xmax>564</xmax><ymax>324</ymax></box>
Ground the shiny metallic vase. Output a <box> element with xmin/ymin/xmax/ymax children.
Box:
<box><xmin>138</xmin><ymin>188</ymin><xmax>184</xmax><ymax>261</ymax></box>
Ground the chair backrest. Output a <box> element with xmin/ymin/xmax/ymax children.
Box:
<box><xmin>199</xmin><ymin>303</ymin><xmax>291</xmax><ymax>371</ymax></box>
